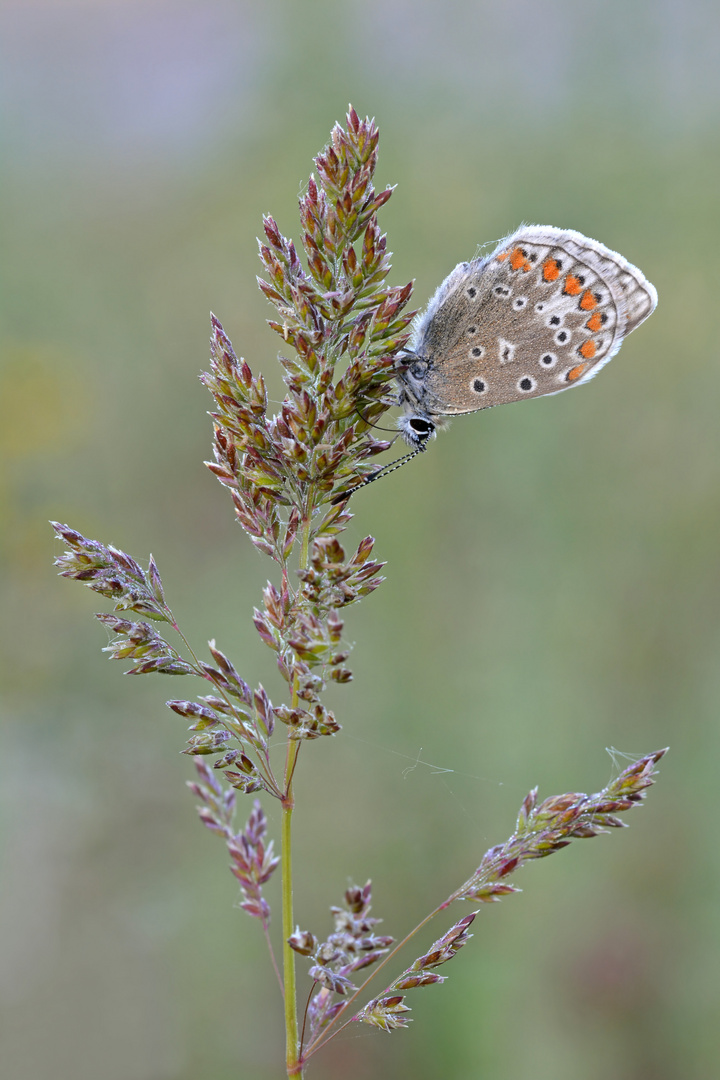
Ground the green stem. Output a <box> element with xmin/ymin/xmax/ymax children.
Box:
<box><xmin>283</xmin><ymin>502</ymin><xmax>313</xmax><ymax>1077</ymax></box>
<box><xmin>282</xmin><ymin>739</ymin><xmax>302</xmax><ymax>1077</ymax></box>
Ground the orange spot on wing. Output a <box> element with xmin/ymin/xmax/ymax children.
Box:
<box><xmin>542</xmin><ymin>258</ymin><xmax>561</xmax><ymax>281</ymax></box>
<box><xmin>579</xmin><ymin>289</ymin><xmax>596</xmax><ymax>310</ymax></box>
<box><xmin>586</xmin><ymin>313</ymin><xmax>603</xmax><ymax>332</ymax></box>
<box><xmin>497</xmin><ymin>252</ymin><xmax>509</xmax><ymax>262</ymax></box>
<box><xmin>567</xmin><ymin>364</ymin><xmax>586</xmax><ymax>382</ymax></box>
<box><xmin>579</xmin><ymin>340</ymin><xmax>597</xmax><ymax>359</ymax></box>
<box><xmin>564</xmin><ymin>274</ymin><xmax>582</xmax><ymax>295</ymax></box>
<box><xmin>509</xmin><ymin>247</ymin><xmax>531</xmax><ymax>272</ymax></box>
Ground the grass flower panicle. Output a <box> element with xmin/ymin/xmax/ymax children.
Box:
<box><xmin>52</xmin><ymin>108</ymin><xmax>666</xmax><ymax>1078</ymax></box>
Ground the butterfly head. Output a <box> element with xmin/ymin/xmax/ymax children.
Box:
<box><xmin>396</xmin><ymin>351</ymin><xmax>435</xmax><ymax>448</ymax></box>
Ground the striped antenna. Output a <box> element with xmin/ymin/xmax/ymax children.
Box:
<box><xmin>331</xmin><ymin>446</ymin><xmax>425</xmax><ymax>504</ymax></box>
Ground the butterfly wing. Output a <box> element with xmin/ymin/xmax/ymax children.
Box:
<box><xmin>404</xmin><ymin>225</ymin><xmax>657</xmax><ymax>418</ymax></box>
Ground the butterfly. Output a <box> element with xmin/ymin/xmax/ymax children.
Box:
<box><xmin>397</xmin><ymin>225</ymin><xmax>657</xmax><ymax>449</ymax></box>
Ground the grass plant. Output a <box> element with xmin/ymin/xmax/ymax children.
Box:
<box><xmin>52</xmin><ymin>108</ymin><xmax>666</xmax><ymax>1078</ymax></box>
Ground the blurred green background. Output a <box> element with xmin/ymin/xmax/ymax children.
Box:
<box><xmin>2</xmin><ymin>1</ymin><xmax>719</xmax><ymax>1077</ymax></box>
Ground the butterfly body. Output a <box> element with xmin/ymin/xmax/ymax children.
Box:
<box><xmin>397</xmin><ymin>225</ymin><xmax>657</xmax><ymax>448</ymax></box>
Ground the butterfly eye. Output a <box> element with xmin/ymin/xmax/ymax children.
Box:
<box><xmin>408</xmin><ymin>417</ymin><xmax>435</xmax><ymax>443</ymax></box>
<box><xmin>399</xmin><ymin>413</ymin><xmax>436</xmax><ymax>450</ymax></box>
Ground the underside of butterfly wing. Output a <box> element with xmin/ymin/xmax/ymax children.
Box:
<box><xmin>401</xmin><ymin>225</ymin><xmax>657</xmax><ymax>420</ymax></box>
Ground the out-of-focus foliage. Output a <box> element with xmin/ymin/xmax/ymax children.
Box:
<box><xmin>2</xmin><ymin>2</ymin><xmax>719</xmax><ymax>1078</ymax></box>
